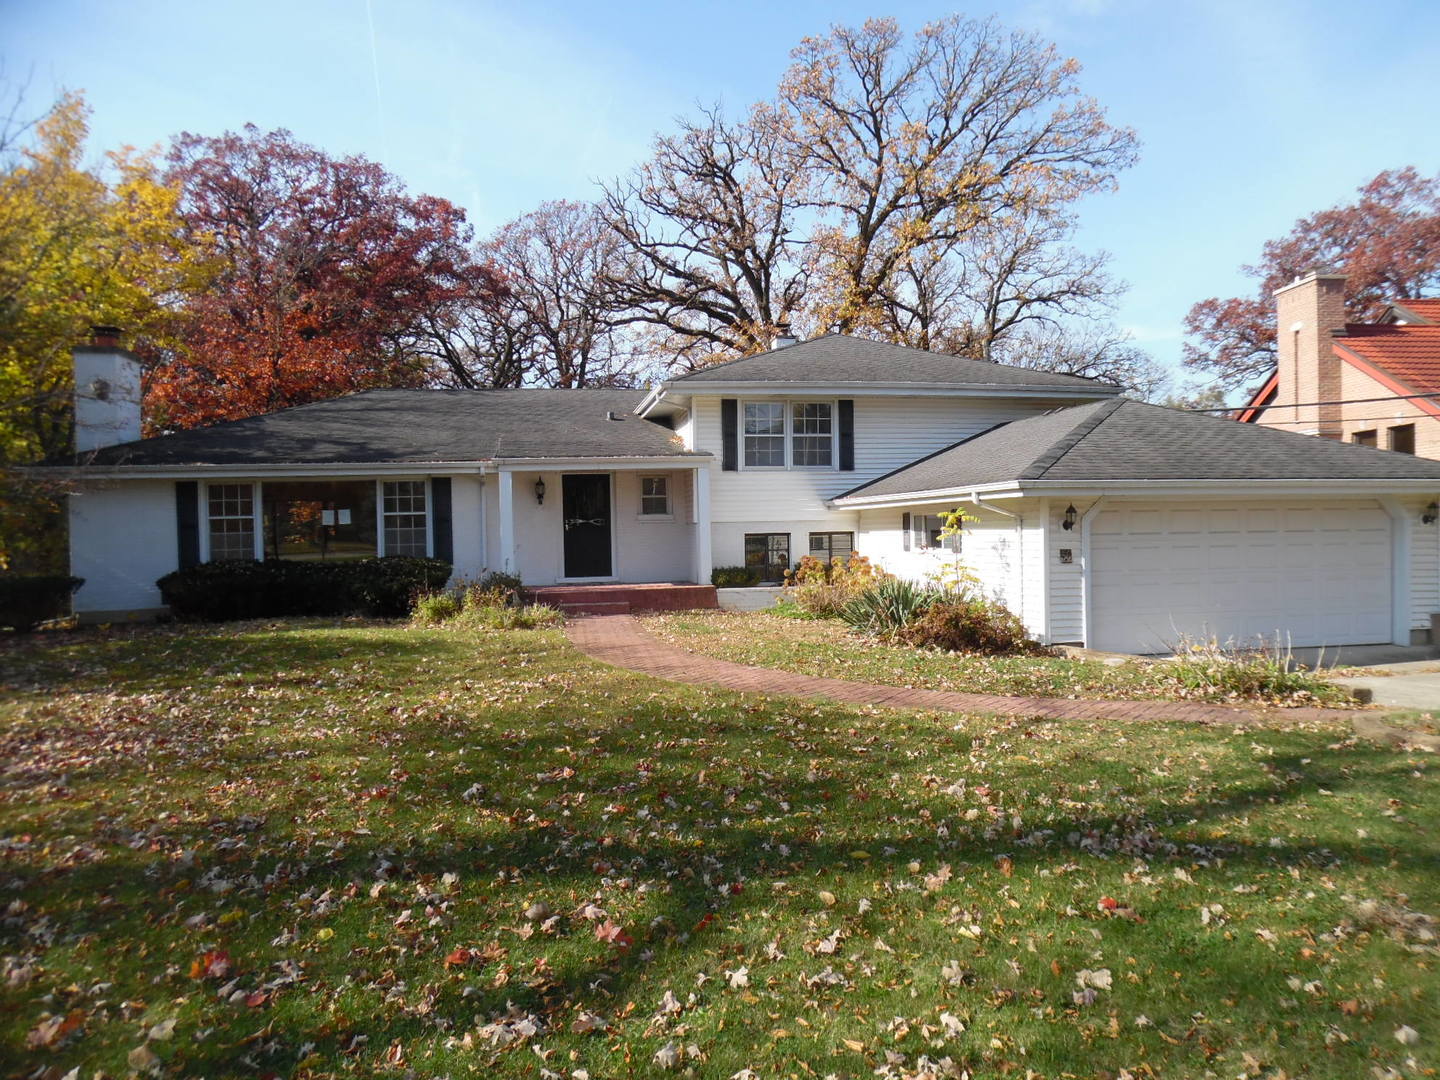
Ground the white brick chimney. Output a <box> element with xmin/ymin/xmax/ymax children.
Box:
<box><xmin>73</xmin><ymin>325</ymin><xmax>143</xmax><ymax>453</ymax></box>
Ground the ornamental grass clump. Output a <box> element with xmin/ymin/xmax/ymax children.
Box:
<box><xmin>410</xmin><ymin>572</ymin><xmax>562</xmax><ymax>631</ymax></box>
<box><xmin>1156</xmin><ymin>635</ymin><xmax>1354</xmax><ymax>705</ymax></box>
<box><xmin>839</xmin><ymin>578</ymin><xmax>951</xmax><ymax>639</ymax></box>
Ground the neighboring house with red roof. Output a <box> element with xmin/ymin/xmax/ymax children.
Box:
<box><xmin>1237</xmin><ymin>271</ymin><xmax>1440</xmax><ymax>457</ymax></box>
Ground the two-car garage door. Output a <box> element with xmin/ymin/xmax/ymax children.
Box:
<box><xmin>1088</xmin><ymin>500</ymin><xmax>1393</xmax><ymax>654</ymax></box>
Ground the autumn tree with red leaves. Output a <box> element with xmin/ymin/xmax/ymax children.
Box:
<box><xmin>1183</xmin><ymin>167</ymin><xmax>1440</xmax><ymax>392</ymax></box>
<box><xmin>147</xmin><ymin>127</ymin><xmax>503</xmax><ymax>430</ymax></box>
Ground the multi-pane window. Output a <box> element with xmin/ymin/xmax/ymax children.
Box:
<box><xmin>207</xmin><ymin>483</ymin><xmax>255</xmax><ymax>561</ymax></box>
<box><xmin>382</xmin><ymin>481</ymin><xmax>428</xmax><ymax>556</ymax></box>
<box><xmin>640</xmin><ymin>476</ymin><xmax>670</xmax><ymax>516</ymax></box>
<box><xmin>744</xmin><ymin>532</ymin><xmax>791</xmax><ymax>582</ymax></box>
<box><xmin>791</xmin><ymin>403</ymin><xmax>833</xmax><ymax>466</ymax></box>
<box><xmin>742</xmin><ymin>402</ymin><xmax>786</xmax><ymax>467</ymax></box>
<box><xmin>912</xmin><ymin>514</ymin><xmax>961</xmax><ymax>553</ymax></box>
<box><xmin>808</xmin><ymin>531</ymin><xmax>854</xmax><ymax>565</ymax></box>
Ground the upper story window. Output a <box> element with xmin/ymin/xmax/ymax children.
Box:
<box><xmin>1388</xmin><ymin>424</ymin><xmax>1416</xmax><ymax>455</ymax></box>
<box><xmin>1353</xmin><ymin>429</ymin><xmax>1377</xmax><ymax>448</ymax></box>
<box><xmin>743</xmin><ymin>402</ymin><xmax>786</xmax><ymax>467</ymax></box>
<box><xmin>791</xmin><ymin>403</ymin><xmax>833</xmax><ymax>466</ymax></box>
<box><xmin>741</xmin><ymin>400</ymin><xmax>835</xmax><ymax>468</ymax></box>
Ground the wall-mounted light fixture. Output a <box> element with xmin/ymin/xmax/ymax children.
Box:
<box><xmin>1061</xmin><ymin>504</ymin><xmax>1078</xmax><ymax>531</ymax></box>
<box><xmin>534</xmin><ymin>477</ymin><xmax>547</xmax><ymax>505</ymax></box>
<box><xmin>1424</xmin><ymin>501</ymin><xmax>1438</xmax><ymax>525</ymax></box>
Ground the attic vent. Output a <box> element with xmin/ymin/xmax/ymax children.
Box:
<box><xmin>607</xmin><ymin>410</ymin><xmax>626</xmax><ymax>421</ymax></box>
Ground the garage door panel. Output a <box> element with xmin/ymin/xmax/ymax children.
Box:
<box><xmin>1090</xmin><ymin>501</ymin><xmax>1392</xmax><ymax>653</ymax></box>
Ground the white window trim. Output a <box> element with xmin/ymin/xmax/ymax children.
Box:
<box><xmin>737</xmin><ymin>397</ymin><xmax>839</xmax><ymax>472</ymax></box>
<box><xmin>200</xmin><ymin>480</ymin><xmax>262</xmax><ymax>563</ymax></box>
<box><xmin>376</xmin><ymin>477</ymin><xmax>433</xmax><ymax>558</ymax></box>
<box><xmin>637</xmin><ymin>474</ymin><xmax>674</xmax><ymax>521</ymax></box>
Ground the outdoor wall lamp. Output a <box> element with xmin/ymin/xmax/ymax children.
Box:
<box><xmin>534</xmin><ymin>477</ymin><xmax>547</xmax><ymax>505</ymax></box>
<box><xmin>1061</xmin><ymin>504</ymin><xmax>1078</xmax><ymax>531</ymax></box>
<box><xmin>1425</xmin><ymin>502</ymin><xmax>1438</xmax><ymax>525</ymax></box>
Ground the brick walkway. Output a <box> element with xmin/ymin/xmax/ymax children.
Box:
<box><xmin>566</xmin><ymin>614</ymin><xmax>1358</xmax><ymax>727</ymax></box>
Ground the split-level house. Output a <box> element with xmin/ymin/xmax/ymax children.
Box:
<box><xmin>1238</xmin><ymin>270</ymin><xmax>1440</xmax><ymax>456</ymax></box>
<box><xmin>49</xmin><ymin>327</ymin><xmax>1440</xmax><ymax>654</ymax></box>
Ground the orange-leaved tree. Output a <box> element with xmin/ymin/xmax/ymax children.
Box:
<box><xmin>148</xmin><ymin>126</ymin><xmax>505</xmax><ymax>430</ymax></box>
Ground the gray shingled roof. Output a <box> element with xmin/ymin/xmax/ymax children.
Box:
<box><xmin>837</xmin><ymin>398</ymin><xmax>1440</xmax><ymax>499</ymax></box>
<box><xmin>68</xmin><ymin>389</ymin><xmax>701</xmax><ymax>467</ymax></box>
<box><xmin>672</xmin><ymin>334</ymin><xmax>1120</xmax><ymax>392</ymax></box>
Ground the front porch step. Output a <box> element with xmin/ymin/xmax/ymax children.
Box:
<box><xmin>555</xmin><ymin>600</ymin><xmax>632</xmax><ymax>616</ymax></box>
<box><xmin>527</xmin><ymin>583</ymin><xmax>719</xmax><ymax>615</ymax></box>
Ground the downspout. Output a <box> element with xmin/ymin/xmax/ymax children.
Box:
<box><xmin>971</xmin><ymin>494</ymin><xmax>1023</xmax><ymax>622</ymax></box>
<box><xmin>1079</xmin><ymin>497</ymin><xmax>1107</xmax><ymax>648</ymax></box>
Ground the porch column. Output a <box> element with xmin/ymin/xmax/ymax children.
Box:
<box><xmin>497</xmin><ymin>470</ymin><xmax>517</xmax><ymax>576</ymax></box>
<box><xmin>693</xmin><ymin>465</ymin><xmax>712</xmax><ymax>585</ymax></box>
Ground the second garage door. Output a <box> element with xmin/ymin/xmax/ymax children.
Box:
<box><xmin>1088</xmin><ymin>500</ymin><xmax>1392</xmax><ymax>654</ymax></box>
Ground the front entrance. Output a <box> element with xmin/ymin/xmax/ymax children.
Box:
<box><xmin>562</xmin><ymin>474</ymin><xmax>613</xmax><ymax>579</ymax></box>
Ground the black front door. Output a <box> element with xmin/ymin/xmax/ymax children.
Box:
<box><xmin>562</xmin><ymin>474</ymin><xmax>612</xmax><ymax>578</ymax></box>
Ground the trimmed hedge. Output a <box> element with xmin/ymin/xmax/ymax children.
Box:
<box><xmin>157</xmin><ymin>557</ymin><xmax>451</xmax><ymax>621</ymax></box>
<box><xmin>0</xmin><ymin>575</ymin><xmax>84</xmax><ymax>632</ymax></box>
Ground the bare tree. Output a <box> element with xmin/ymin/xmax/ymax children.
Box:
<box><xmin>413</xmin><ymin>201</ymin><xmax>642</xmax><ymax>388</ymax></box>
<box><xmin>601</xmin><ymin>103</ymin><xmax>812</xmax><ymax>370</ymax></box>
<box><xmin>879</xmin><ymin>210</ymin><xmax>1116</xmax><ymax>357</ymax></box>
<box><xmin>780</xmin><ymin>16</ymin><xmax>1137</xmax><ymax>336</ymax></box>
<box><xmin>992</xmin><ymin>322</ymin><xmax>1169</xmax><ymax>400</ymax></box>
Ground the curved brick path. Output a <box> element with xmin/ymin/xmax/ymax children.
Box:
<box><xmin>566</xmin><ymin>614</ymin><xmax>1359</xmax><ymax>727</ymax></box>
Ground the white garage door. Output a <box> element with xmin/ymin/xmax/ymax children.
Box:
<box><xmin>1089</xmin><ymin>501</ymin><xmax>1392</xmax><ymax>654</ymax></box>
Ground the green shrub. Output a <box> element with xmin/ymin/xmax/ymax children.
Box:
<box><xmin>1155</xmin><ymin>636</ymin><xmax>1353</xmax><ymax>705</ymax></box>
<box><xmin>471</xmin><ymin>571</ymin><xmax>523</xmax><ymax>606</ymax></box>
<box><xmin>712</xmin><ymin>565</ymin><xmax>763</xmax><ymax>587</ymax></box>
<box><xmin>412</xmin><ymin>590</ymin><xmax>463</xmax><ymax>625</ymax></box>
<box><xmin>840</xmin><ymin>578</ymin><xmax>950</xmax><ymax>638</ymax></box>
<box><xmin>158</xmin><ymin>557</ymin><xmax>451</xmax><ymax>621</ymax></box>
<box><xmin>0</xmin><ymin>574</ymin><xmax>83</xmax><ymax>632</ymax></box>
<box><xmin>899</xmin><ymin>596</ymin><xmax>1044</xmax><ymax>655</ymax></box>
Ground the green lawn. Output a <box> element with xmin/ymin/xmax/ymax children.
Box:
<box><xmin>2</xmin><ymin>618</ymin><xmax>1435</xmax><ymax>1078</ymax></box>
<box><xmin>643</xmin><ymin>610</ymin><xmax>1350</xmax><ymax>705</ymax></box>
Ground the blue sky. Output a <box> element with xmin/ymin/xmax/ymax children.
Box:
<box><xmin>5</xmin><ymin>0</ymin><xmax>1439</xmax><ymax>387</ymax></box>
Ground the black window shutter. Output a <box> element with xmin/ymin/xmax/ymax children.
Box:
<box><xmin>430</xmin><ymin>477</ymin><xmax>453</xmax><ymax>565</ymax></box>
<box><xmin>901</xmin><ymin>511</ymin><xmax>911</xmax><ymax>552</ymax></box>
<box><xmin>720</xmin><ymin>398</ymin><xmax>738</xmax><ymax>471</ymax></box>
<box><xmin>838</xmin><ymin>399</ymin><xmax>854</xmax><ymax>471</ymax></box>
<box><xmin>176</xmin><ymin>481</ymin><xmax>200</xmax><ymax>568</ymax></box>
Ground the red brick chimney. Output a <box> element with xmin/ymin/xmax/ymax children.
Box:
<box><xmin>1274</xmin><ymin>270</ymin><xmax>1347</xmax><ymax>439</ymax></box>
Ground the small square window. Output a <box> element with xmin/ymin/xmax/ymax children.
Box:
<box><xmin>1388</xmin><ymin>424</ymin><xmax>1416</xmax><ymax>455</ymax></box>
<box><xmin>912</xmin><ymin>513</ymin><xmax>961</xmax><ymax>553</ymax></box>
<box><xmin>640</xmin><ymin>476</ymin><xmax>670</xmax><ymax>516</ymax></box>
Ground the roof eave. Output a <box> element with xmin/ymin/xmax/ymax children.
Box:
<box><xmin>832</xmin><ymin>476</ymin><xmax>1440</xmax><ymax>508</ymax></box>
<box><xmin>650</xmin><ymin>379</ymin><xmax>1121</xmax><ymax>399</ymax></box>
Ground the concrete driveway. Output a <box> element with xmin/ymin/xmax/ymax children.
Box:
<box><xmin>1329</xmin><ymin>660</ymin><xmax>1440</xmax><ymax>711</ymax></box>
